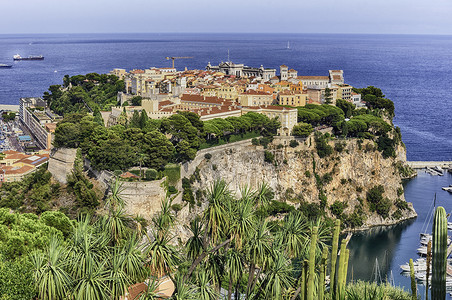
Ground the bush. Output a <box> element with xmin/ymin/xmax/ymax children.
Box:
<box><xmin>345</xmin><ymin>209</ymin><xmax>366</xmax><ymax>228</ymax></box>
<box><xmin>305</xmin><ymin>170</ymin><xmax>311</xmax><ymax>178</ymax></box>
<box><xmin>145</xmin><ymin>168</ymin><xmax>158</xmax><ymax>180</ymax></box>
<box><xmin>334</xmin><ymin>142</ymin><xmax>346</xmax><ymax>153</ymax></box>
<box><xmin>251</xmin><ymin>138</ymin><xmax>260</xmax><ymax>146</ymax></box>
<box><xmin>367</xmin><ymin>185</ymin><xmax>384</xmax><ymax>205</ymax></box>
<box><xmin>292</xmin><ymin>122</ymin><xmax>313</xmax><ymax>137</ymax></box>
<box><xmin>264</xmin><ymin>151</ymin><xmax>274</xmax><ymax>163</ymax></box>
<box><xmin>315</xmin><ymin>133</ymin><xmax>333</xmax><ymax>158</ymax></box>
<box><xmin>289</xmin><ymin>140</ymin><xmax>299</xmax><ymax>148</ymax></box>
<box><xmin>163</xmin><ymin>164</ymin><xmax>181</xmax><ymax>185</ymax></box>
<box><xmin>298</xmin><ymin>202</ymin><xmax>323</xmax><ymax>220</ymax></box>
<box><xmin>204</xmin><ymin>153</ymin><xmax>212</xmax><ymax>160</ymax></box>
<box><xmin>330</xmin><ymin>201</ymin><xmax>347</xmax><ymax>218</ymax></box>
<box><xmin>262</xmin><ymin>200</ymin><xmax>295</xmax><ymax>216</ymax></box>
<box><xmin>168</xmin><ymin>186</ymin><xmax>178</xmax><ymax>194</ymax></box>
<box><xmin>376</xmin><ymin>197</ymin><xmax>392</xmax><ymax>219</ymax></box>
<box><xmin>171</xmin><ymin>203</ymin><xmax>182</xmax><ymax>214</ymax></box>
<box><xmin>395</xmin><ymin>198</ymin><xmax>409</xmax><ymax>210</ymax></box>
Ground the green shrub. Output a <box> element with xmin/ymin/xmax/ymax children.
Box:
<box><xmin>204</xmin><ymin>153</ymin><xmax>212</xmax><ymax>160</ymax></box>
<box><xmin>251</xmin><ymin>138</ymin><xmax>260</xmax><ymax>146</ymax></box>
<box><xmin>392</xmin><ymin>209</ymin><xmax>402</xmax><ymax>220</ymax></box>
<box><xmin>340</xmin><ymin>178</ymin><xmax>347</xmax><ymax>185</ymax></box>
<box><xmin>395</xmin><ymin>198</ymin><xmax>409</xmax><ymax>210</ymax></box>
<box><xmin>315</xmin><ymin>133</ymin><xmax>333</xmax><ymax>158</ymax></box>
<box><xmin>264</xmin><ymin>200</ymin><xmax>295</xmax><ymax>216</ymax></box>
<box><xmin>298</xmin><ymin>202</ymin><xmax>323</xmax><ymax>220</ymax></box>
<box><xmin>264</xmin><ymin>151</ymin><xmax>274</xmax><ymax>163</ymax></box>
<box><xmin>334</xmin><ymin>142</ymin><xmax>346</xmax><ymax>153</ymax></box>
<box><xmin>330</xmin><ymin>201</ymin><xmax>347</xmax><ymax>218</ymax></box>
<box><xmin>145</xmin><ymin>168</ymin><xmax>158</xmax><ymax>180</ymax></box>
<box><xmin>305</xmin><ymin>170</ymin><xmax>311</xmax><ymax>178</ymax></box>
<box><xmin>171</xmin><ymin>203</ymin><xmax>182</xmax><ymax>214</ymax></box>
<box><xmin>376</xmin><ymin>197</ymin><xmax>392</xmax><ymax>219</ymax></box>
<box><xmin>163</xmin><ymin>164</ymin><xmax>181</xmax><ymax>185</ymax></box>
<box><xmin>289</xmin><ymin>140</ymin><xmax>299</xmax><ymax>148</ymax></box>
<box><xmin>397</xmin><ymin>187</ymin><xmax>404</xmax><ymax>196</ymax></box>
<box><xmin>168</xmin><ymin>186</ymin><xmax>178</xmax><ymax>194</ymax></box>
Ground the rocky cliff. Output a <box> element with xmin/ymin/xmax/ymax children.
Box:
<box><xmin>180</xmin><ymin>135</ymin><xmax>416</xmax><ymax>230</ymax></box>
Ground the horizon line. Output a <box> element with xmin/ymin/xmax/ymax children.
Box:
<box><xmin>0</xmin><ymin>32</ymin><xmax>451</xmax><ymax>37</ymax></box>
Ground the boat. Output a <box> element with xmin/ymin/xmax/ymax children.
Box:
<box><xmin>442</xmin><ymin>185</ymin><xmax>452</xmax><ymax>193</ymax></box>
<box><xmin>0</xmin><ymin>64</ymin><xmax>12</xmax><ymax>68</ymax></box>
<box><xmin>13</xmin><ymin>54</ymin><xmax>44</xmax><ymax>61</ymax></box>
<box><xmin>287</xmin><ymin>41</ymin><xmax>290</xmax><ymax>49</ymax></box>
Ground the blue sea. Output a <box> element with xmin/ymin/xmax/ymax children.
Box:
<box><xmin>1</xmin><ymin>33</ymin><xmax>452</xmax><ymax>298</ymax></box>
<box><xmin>0</xmin><ymin>33</ymin><xmax>451</xmax><ymax>161</ymax></box>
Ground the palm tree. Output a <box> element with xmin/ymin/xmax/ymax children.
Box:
<box><xmin>203</xmin><ymin>179</ymin><xmax>231</xmax><ymax>245</ymax></box>
<box><xmin>152</xmin><ymin>197</ymin><xmax>176</xmax><ymax>238</ymax></box>
<box><xmin>171</xmin><ymin>275</ymin><xmax>198</xmax><ymax>300</ymax></box>
<box><xmin>101</xmin><ymin>207</ymin><xmax>134</xmax><ymax>245</ymax></box>
<box><xmin>118</xmin><ymin>234</ymin><xmax>149</xmax><ymax>283</ymax></box>
<box><xmin>194</xmin><ymin>270</ymin><xmax>218</xmax><ymax>300</ymax></box>
<box><xmin>105</xmin><ymin>178</ymin><xmax>126</xmax><ymax>211</ymax></box>
<box><xmin>256</xmin><ymin>249</ymin><xmax>295</xmax><ymax>300</ymax></box>
<box><xmin>225</xmin><ymin>248</ymin><xmax>244</xmax><ymax>300</ymax></box>
<box><xmin>67</xmin><ymin>218</ymin><xmax>110</xmax><ymax>280</ymax></box>
<box><xmin>277</xmin><ymin>211</ymin><xmax>309</xmax><ymax>258</ymax></box>
<box><xmin>185</xmin><ymin>216</ymin><xmax>204</xmax><ymax>262</ymax></box>
<box><xmin>72</xmin><ymin>261</ymin><xmax>110</xmax><ymax>300</ymax></box>
<box><xmin>230</xmin><ymin>193</ymin><xmax>256</xmax><ymax>251</ymax></box>
<box><xmin>253</xmin><ymin>182</ymin><xmax>273</xmax><ymax>208</ymax></box>
<box><xmin>245</xmin><ymin>219</ymin><xmax>272</xmax><ymax>298</ymax></box>
<box><xmin>145</xmin><ymin>230</ymin><xmax>180</xmax><ymax>278</ymax></box>
<box><xmin>30</xmin><ymin>236</ymin><xmax>71</xmax><ymax>300</ymax></box>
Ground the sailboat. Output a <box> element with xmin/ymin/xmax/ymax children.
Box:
<box><xmin>287</xmin><ymin>41</ymin><xmax>290</xmax><ymax>49</ymax></box>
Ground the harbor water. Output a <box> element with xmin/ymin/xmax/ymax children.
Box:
<box><xmin>348</xmin><ymin>171</ymin><xmax>452</xmax><ymax>299</ymax></box>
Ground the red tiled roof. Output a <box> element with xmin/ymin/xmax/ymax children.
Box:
<box><xmin>120</xmin><ymin>172</ymin><xmax>139</xmax><ymax>179</ymax></box>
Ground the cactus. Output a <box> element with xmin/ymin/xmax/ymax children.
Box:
<box><xmin>330</xmin><ymin>219</ymin><xmax>341</xmax><ymax>297</ymax></box>
<box><xmin>336</xmin><ymin>239</ymin><xmax>347</xmax><ymax>298</ymax></box>
<box><xmin>307</xmin><ymin>226</ymin><xmax>318</xmax><ymax>300</ymax></box>
<box><xmin>409</xmin><ymin>258</ymin><xmax>417</xmax><ymax>300</ymax></box>
<box><xmin>318</xmin><ymin>247</ymin><xmax>328</xmax><ymax>300</ymax></box>
<box><xmin>426</xmin><ymin>240</ymin><xmax>431</xmax><ymax>300</ymax></box>
<box><xmin>300</xmin><ymin>260</ymin><xmax>308</xmax><ymax>300</ymax></box>
<box><xmin>432</xmin><ymin>206</ymin><xmax>447</xmax><ymax>300</ymax></box>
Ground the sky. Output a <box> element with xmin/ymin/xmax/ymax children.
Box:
<box><xmin>1</xmin><ymin>0</ymin><xmax>452</xmax><ymax>35</ymax></box>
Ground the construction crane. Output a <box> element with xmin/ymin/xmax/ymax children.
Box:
<box><xmin>165</xmin><ymin>56</ymin><xmax>193</xmax><ymax>69</ymax></box>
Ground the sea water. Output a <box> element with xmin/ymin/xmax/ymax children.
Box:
<box><xmin>1</xmin><ymin>33</ymin><xmax>452</xmax><ymax>297</ymax></box>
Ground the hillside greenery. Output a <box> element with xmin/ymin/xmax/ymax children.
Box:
<box><xmin>54</xmin><ymin>110</ymin><xmax>280</xmax><ymax>172</ymax></box>
<box><xmin>43</xmin><ymin>73</ymin><xmax>125</xmax><ymax>115</ymax></box>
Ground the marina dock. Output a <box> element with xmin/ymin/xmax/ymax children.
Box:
<box><xmin>407</xmin><ymin>161</ymin><xmax>452</xmax><ymax>170</ymax></box>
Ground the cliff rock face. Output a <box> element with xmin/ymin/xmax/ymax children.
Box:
<box><xmin>182</xmin><ymin>136</ymin><xmax>416</xmax><ymax>229</ymax></box>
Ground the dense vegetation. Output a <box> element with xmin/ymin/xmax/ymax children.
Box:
<box><xmin>54</xmin><ymin>110</ymin><xmax>280</xmax><ymax>172</ymax></box>
<box><xmin>43</xmin><ymin>73</ymin><xmax>125</xmax><ymax>115</ymax></box>
<box><xmin>0</xmin><ymin>179</ymin><xmax>412</xmax><ymax>299</ymax></box>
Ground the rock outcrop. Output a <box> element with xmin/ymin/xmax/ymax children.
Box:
<box><xmin>180</xmin><ymin>136</ymin><xmax>417</xmax><ymax>229</ymax></box>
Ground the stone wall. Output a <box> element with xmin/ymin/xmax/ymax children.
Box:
<box><xmin>120</xmin><ymin>179</ymin><xmax>167</xmax><ymax>222</ymax></box>
<box><xmin>48</xmin><ymin>148</ymin><xmax>77</xmax><ymax>184</ymax></box>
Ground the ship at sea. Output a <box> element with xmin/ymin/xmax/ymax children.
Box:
<box><xmin>13</xmin><ymin>54</ymin><xmax>44</xmax><ymax>61</ymax></box>
<box><xmin>0</xmin><ymin>64</ymin><xmax>12</xmax><ymax>68</ymax></box>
